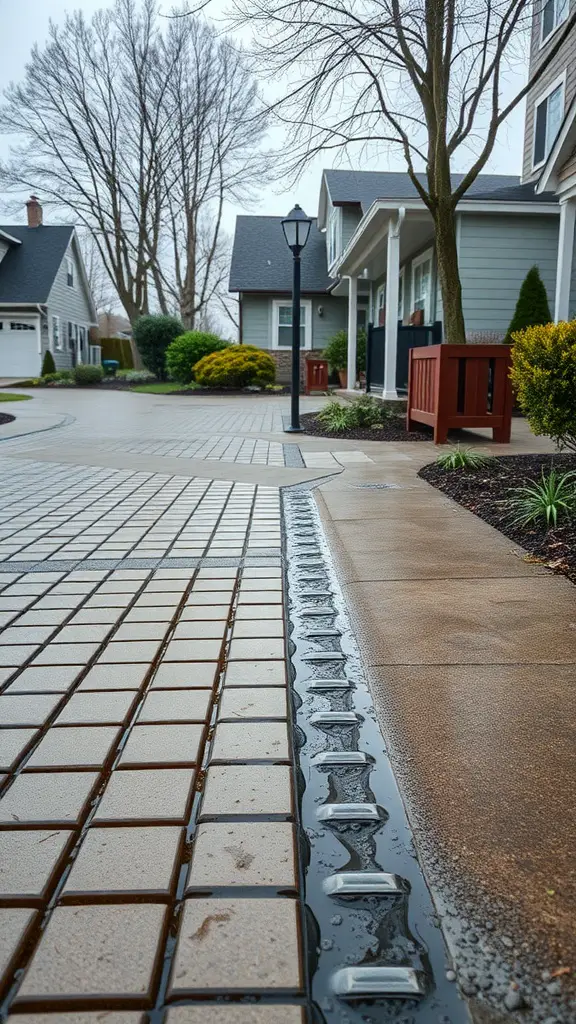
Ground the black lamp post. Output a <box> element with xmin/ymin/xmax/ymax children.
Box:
<box><xmin>281</xmin><ymin>204</ymin><xmax>312</xmax><ymax>432</ymax></box>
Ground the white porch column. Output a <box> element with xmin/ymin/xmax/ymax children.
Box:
<box><xmin>554</xmin><ymin>198</ymin><xmax>576</xmax><ymax>322</ymax></box>
<box><xmin>346</xmin><ymin>275</ymin><xmax>358</xmax><ymax>389</ymax></box>
<box><xmin>383</xmin><ymin>213</ymin><xmax>402</xmax><ymax>399</ymax></box>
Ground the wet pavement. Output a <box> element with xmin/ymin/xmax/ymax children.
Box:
<box><xmin>0</xmin><ymin>390</ymin><xmax>573</xmax><ymax>1023</ymax></box>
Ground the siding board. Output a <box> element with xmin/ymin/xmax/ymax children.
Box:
<box><xmin>46</xmin><ymin>238</ymin><xmax>95</xmax><ymax>369</ymax></box>
<box><xmin>241</xmin><ymin>293</ymin><xmax>347</xmax><ymax>349</ymax></box>
<box><xmin>522</xmin><ymin>0</ymin><xmax>576</xmax><ymax>181</ymax></box>
<box><xmin>459</xmin><ymin>213</ymin><xmax>559</xmax><ymax>332</ymax></box>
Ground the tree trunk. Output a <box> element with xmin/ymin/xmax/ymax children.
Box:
<box><xmin>433</xmin><ymin>203</ymin><xmax>466</xmax><ymax>344</ymax></box>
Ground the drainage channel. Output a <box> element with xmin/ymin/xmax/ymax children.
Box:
<box><xmin>283</xmin><ymin>487</ymin><xmax>470</xmax><ymax>1024</ymax></box>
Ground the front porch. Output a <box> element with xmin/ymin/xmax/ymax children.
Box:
<box><xmin>333</xmin><ymin>205</ymin><xmax>441</xmax><ymax>398</ymax></box>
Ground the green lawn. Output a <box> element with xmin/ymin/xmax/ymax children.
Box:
<box><xmin>130</xmin><ymin>382</ymin><xmax>184</xmax><ymax>394</ymax></box>
<box><xmin>0</xmin><ymin>393</ymin><xmax>32</xmax><ymax>402</ymax></box>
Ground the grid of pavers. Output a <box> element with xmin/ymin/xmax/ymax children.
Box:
<box><xmin>0</xmin><ymin>464</ymin><xmax>281</xmax><ymax>563</ymax></box>
<box><xmin>0</xmin><ymin>486</ymin><xmax>306</xmax><ymax>1020</ymax></box>
<box><xmin>97</xmin><ymin>437</ymin><xmax>286</xmax><ymax>466</ymax></box>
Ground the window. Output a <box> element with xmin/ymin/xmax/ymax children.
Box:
<box><xmin>78</xmin><ymin>325</ymin><xmax>87</xmax><ymax>353</ymax></box>
<box><xmin>375</xmin><ymin>284</ymin><xmax>386</xmax><ymax>326</ymax></box>
<box><xmin>533</xmin><ymin>78</ymin><xmax>565</xmax><ymax>167</ymax></box>
<box><xmin>66</xmin><ymin>256</ymin><xmax>74</xmax><ymax>287</ymax></box>
<box><xmin>10</xmin><ymin>321</ymin><xmax>35</xmax><ymax>330</ymax></box>
<box><xmin>273</xmin><ymin>300</ymin><xmax>311</xmax><ymax>348</ymax></box>
<box><xmin>541</xmin><ymin>0</ymin><xmax>568</xmax><ymax>43</ymax></box>
<box><xmin>411</xmin><ymin>249</ymin><xmax>433</xmax><ymax>323</ymax></box>
<box><xmin>327</xmin><ymin>207</ymin><xmax>341</xmax><ymax>266</ymax></box>
<box><xmin>52</xmin><ymin>316</ymin><xmax>62</xmax><ymax>351</ymax></box>
<box><xmin>68</xmin><ymin>322</ymin><xmax>77</xmax><ymax>348</ymax></box>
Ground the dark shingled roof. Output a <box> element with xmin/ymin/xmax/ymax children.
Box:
<box><xmin>0</xmin><ymin>225</ymin><xmax>74</xmax><ymax>304</ymax></box>
<box><xmin>229</xmin><ymin>216</ymin><xmax>333</xmax><ymax>293</ymax></box>
<box><xmin>323</xmin><ymin>170</ymin><xmax>559</xmax><ymax>212</ymax></box>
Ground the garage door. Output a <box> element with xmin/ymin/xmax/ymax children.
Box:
<box><xmin>0</xmin><ymin>319</ymin><xmax>40</xmax><ymax>377</ymax></box>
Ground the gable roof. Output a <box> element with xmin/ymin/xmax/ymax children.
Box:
<box><xmin>320</xmin><ymin>170</ymin><xmax>558</xmax><ymax>224</ymax></box>
<box><xmin>0</xmin><ymin>225</ymin><xmax>75</xmax><ymax>304</ymax></box>
<box><xmin>229</xmin><ymin>216</ymin><xmax>332</xmax><ymax>294</ymax></box>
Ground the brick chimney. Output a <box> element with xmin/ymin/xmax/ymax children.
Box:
<box><xmin>26</xmin><ymin>195</ymin><xmax>43</xmax><ymax>228</ymax></box>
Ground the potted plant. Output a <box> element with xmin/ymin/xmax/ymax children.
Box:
<box><xmin>323</xmin><ymin>329</ymin><xmax>366</xmax><ymax>389</ymax></box>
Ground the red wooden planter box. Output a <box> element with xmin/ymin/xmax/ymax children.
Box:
<box><xmin>407</xmin><ymin>343</ymin><xmax>513</xmax><ymax>444</ymax></box>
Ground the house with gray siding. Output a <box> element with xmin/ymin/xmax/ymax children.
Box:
<box><xmin>229</xmin><ymin>215</ymin><xmax>357</xmax><ymax>382</ymax></box>
<box><xmin>0</xmin><ymin>197</ymin><xmax>98</xmax><ymax>378</ymax></box>
<box><xmin>230</xmin><ymin>2</ymin><xmax>576</xmax><ymax>395</ymax></box>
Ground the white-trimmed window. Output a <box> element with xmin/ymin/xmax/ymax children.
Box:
<box><xmin>9</xmin><ymin>321</ymin><xmax>35</xmax><ymax>330</ymax></box>
<box><xmin>52</xmin><ymin>316</ymin><xmax>62</xmax><ymax>351</ymax></box>
<box><xmin>541</xmin><ymin>0</ymin><xmax>568</xmax><ymax>44</ymax></box>
<box><xmin>272</xmin><ymin>299</ymin><xmax>312</xmax><ymax>348</ymax></box>
<box><xmin>66</xmin><ymin>256</ymin><xmax>74</xmax><ymax>287</ymax></box>
<box><xmin>78</xmin><ymin>325</ymin><xmax>87</xmax><ymax>357</ymax></box>
<box><xmin>327</xmin><ymin>207</ymin><xmax>341</xmax><ymax>266</ymax></box>
<box><xmin>411</xmin><ymin>248</ymin><xmax>433</xmax><ymax>323</ymax></box>
<box><xmin>533</xmin><ymin>75</ymin><xmax>565</xmax><ymax>168</ymax></box>
<box><xmin>375</xmin><ymin>284</ymin><xmax>386</xmax><ymax>326</ymax></box>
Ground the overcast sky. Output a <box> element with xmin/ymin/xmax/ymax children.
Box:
<box><xmin>0</xmin><ymin>0</ymin><xmax>529</xmax><ymax>237</ymax></box>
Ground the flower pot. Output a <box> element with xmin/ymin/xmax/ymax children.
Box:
<box><xmin>338</xmin><ymin>369</ymin><xmax>348</xmax><ymax>388</ymax></box>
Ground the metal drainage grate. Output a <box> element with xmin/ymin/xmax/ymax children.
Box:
<box><xmin>351</xmin><ymin>482</ymin><xmax>403</xmax><ymax>489</ymax></box>
<box><xmin>283</xmin><ymin>487</ymin><xmax>470</xmax><ymax>1023</ymax></box>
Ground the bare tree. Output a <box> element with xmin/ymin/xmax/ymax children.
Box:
<box><xmin>231</xmin><ymin>0</ymin><xmax>576</xmax><ymax>343</ymax></box>
<box><xmin>152</xmin><ymin>17</ymin><xmax>269</xmax><ymax>328</ymax></box>
<box><xmin>0</xmin><ymin>0</ymin><xmax>268</xmax><ymax>329</ymax></box>
<box><xmin>0</xmin><ymin>0</ymin><xmax>178</xmax><ymax>322</ymax></box>
<box><xmin>77</xmin><ymin>230</ymin><xmax>119</xmax><ymax>316</ymax></box>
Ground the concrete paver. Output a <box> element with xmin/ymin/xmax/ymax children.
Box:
<box><xmin>16</xmin><ymin>903</ymin><xmax>166</xmax><ymax>1001</ymax></box>
<box><xmin>169</xmin><ymin>898</ymin><xmax>301</xmax><ymax>992</ymax></box>
<box><xmin>3</xmin><ymin>391</ymin><xmax>567</xmax><ymax>1021</ymax></box>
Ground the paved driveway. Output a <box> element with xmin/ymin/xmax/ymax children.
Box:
<box><xmin>0</xmin><ymin>389</ymin><xmax>572</xmax><ymax>1024</ymax></box>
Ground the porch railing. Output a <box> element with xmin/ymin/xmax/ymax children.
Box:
<box><xmin>366</xmin><ymin>322</ymin><xmax>442</xmax><ymax>394</ymax></box>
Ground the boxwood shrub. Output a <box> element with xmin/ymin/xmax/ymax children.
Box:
<box><xmin>194</xmin><ymin>345</ymin><xmax>275</xmax><ymax>389</ymax></box>
<box><xmin>73</xmin><ymin>364</ymin><xmax>104</xmax><ymax>386</ymax></box>
<box><xmin>510</xmin><ymin>320</ymin><xmax>576</xmax><ymax>451</ymax></box>
<box><xmin>166</xmin><ymin>331</ymin><xmax>229</xmax><ymax>384</ymax></box>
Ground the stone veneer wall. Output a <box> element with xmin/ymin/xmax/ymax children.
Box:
<box><xmin>270</xmin><ymin>349</ymin><xmax>326</xmax><ymax>385</ymax></box>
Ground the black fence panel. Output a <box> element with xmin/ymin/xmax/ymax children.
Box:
<box><xmin>366</xmin><ymin>323</ymin><xmax>386</xmax><ymax>391</ymax></box>
<box><xmin>396</xmin><ymin>321</ymin><xmax>442</xmax><ymax>392</ymax></box>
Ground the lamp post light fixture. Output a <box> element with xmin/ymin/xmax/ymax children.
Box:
<box><xmin>281</xmin><ymin>204</ymin><xmax>312</xmax><ymax>432</ymax></box>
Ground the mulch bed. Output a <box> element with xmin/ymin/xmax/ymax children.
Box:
<box><xmin>419</xmin><ymin>452</ymin><xmax>576</xmax><ymax>584</ymax></box>
<box><xmin>0</xmin><ymin>413</ymin><xmax>15</xmax><ymax>425</ymax></box>
<box><xmin>300</xmin><ymin>411</ymin><xmax>432</xmax><ymax>442</ymax></box>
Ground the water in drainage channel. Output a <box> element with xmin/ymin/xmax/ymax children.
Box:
<box><xmin>283</xmin><ymin>489</ymin><xmax>470</xmax><ymax>1024</ymax></box>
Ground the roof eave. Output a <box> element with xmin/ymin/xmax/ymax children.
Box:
<box><xmin>0</xmin><ymin>229</ymin><xmax>22</xmax><ymax>246</ymax></box>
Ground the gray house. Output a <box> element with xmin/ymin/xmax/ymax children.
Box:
<box><xmin>229</xmin><ymin>215</ymin><xmax>350</xmax><ymax>382</ymax></box>
<box><xmin>0</xmin><ymin>197</ymin><xmax>98</xmax><ymax>378</ymax></box>
<box><xmin>230</xmin><ymin>0</ymin><xmax>576</xmax><ymax>396</ymax></box>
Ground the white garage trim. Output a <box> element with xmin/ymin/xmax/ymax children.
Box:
<box><xmin>0</xmin><ymin>315</ymin><xmax>41</xmax><ymax>377</ymax></box>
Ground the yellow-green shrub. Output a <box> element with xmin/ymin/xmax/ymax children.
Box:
<box><xmin>510</xmin><ymin>320</ymin><xmax>576</xmax><ymax>452</ymax></box>
<box><xmin>194</xmin><ymin>345</ymin><xmax>275</xmax><ymax>389</ymax></box>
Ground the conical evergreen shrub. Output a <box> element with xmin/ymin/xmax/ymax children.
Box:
<box><xmin>505</xmin><ymin>265</ymin><xmax>551</xmax><ymax>343</ymax></box>
<box><xmin>41</xmin><ymin>349</ymin><xmax>56</xmax><ymax>375</ymax></box>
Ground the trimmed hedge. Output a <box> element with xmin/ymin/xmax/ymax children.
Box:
<box><xmin>194</xmin><ymin>345</ymin><xmax>276</xmax><ymax>388</ymax></box>
<box><xmin>166</xmin><ymin>331</ymin><xmax>229</xmax><ymax>384</ymax></box>
<box><xmin>74</xmin><ymin>364</ymin><xmax>104</xmax><ymax>386</ymax></box>
<box><xmin>510</xmin><ymin>321</ymin><xmax>576</xmax><ymax>452</ymax></box>
<box><xmin>100</xmin><ymin>337</ymin><xmax>134</xmax><ymax>369</ymax></box>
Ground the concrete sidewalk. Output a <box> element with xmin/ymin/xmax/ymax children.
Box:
<box><xmin>315</xmin><ymin>432</ymin><xmax>576</xmax><ymax>1020</ymax></box>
